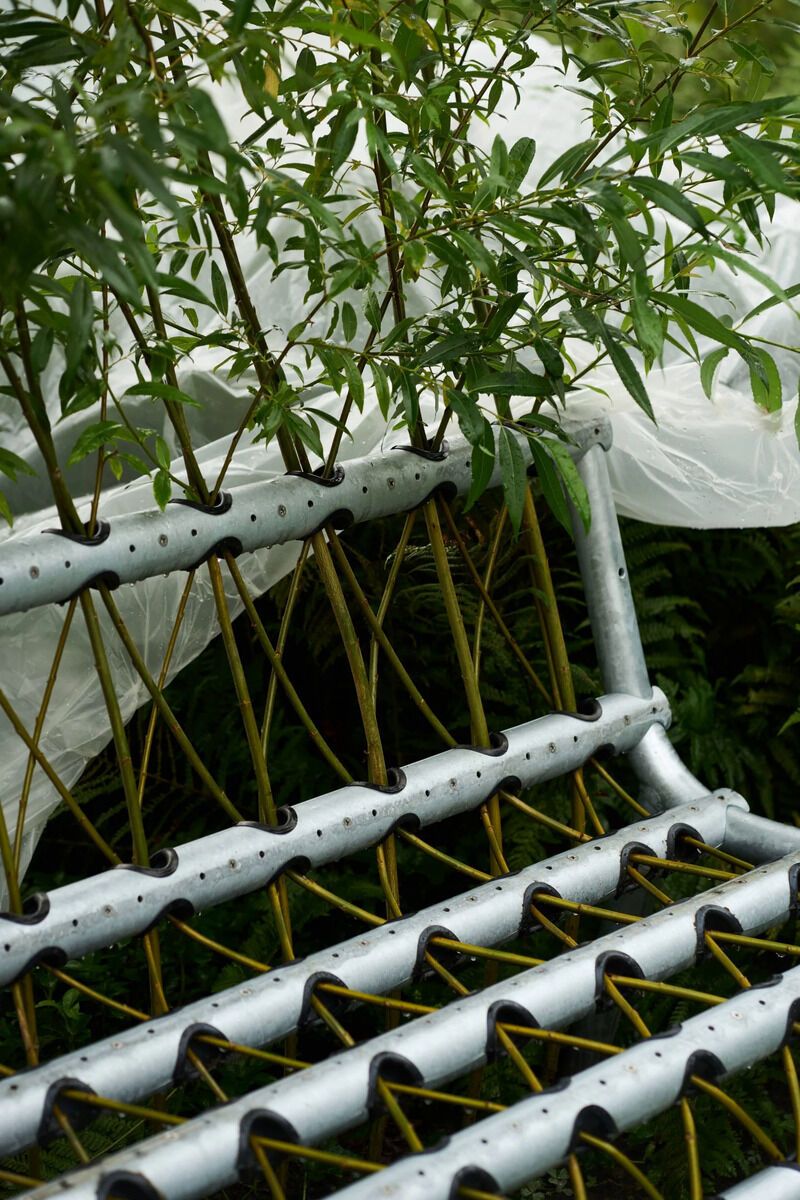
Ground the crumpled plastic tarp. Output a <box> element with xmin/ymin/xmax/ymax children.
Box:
<box><xmin>1</xmin><ymin>35</ymin><xmax>797</xmax><ymax>888</ymax></box>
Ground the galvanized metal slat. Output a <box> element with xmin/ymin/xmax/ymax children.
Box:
<box><xmin>20</xmin><ymin>845</ymin><xmax>799</xmax><ymax>1200</ymax></box>
<box><xmin>717</xmin><ymin>1166</ymin><xmax>800</xmax><ymax>1199</ymax></box>
<box><xmin>0</xmin><ymin>690</ymin><xmax>667</xmax><ymax>985</ymax></box>
<box><xmin>332</xmin><ymin>966</ymin><xmax>800</xmax><ymax>1200</ymax></box>
<box><xmin>0</xmin><ymin>434</ymin><xmax>528</xmax><ymax>618</ymax></box>
<box><xmin>0</xmin><ymin>793</ymin><xmax>736</xmax><ymax>1158</ymax></box>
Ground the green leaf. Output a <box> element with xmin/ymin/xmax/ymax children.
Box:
<box><xmin>153</xmin><ymin>469</ymin><xmax>172</xmax><ymax>510</ymax></box>
<box><xmin>708</xmin><ymin>257</ymin><xmax>800</xmax><ymax>323</ymax></box>
<box><xmin>65</xmin><ymin>277</ymin><xmax>94</xmax><ymax>381</ymax></box>
<box><xmin>538</xmin><ymin>138</ymin><xmax>597</xmax><ymax>188</ymax></box>
<box><xmin>611</xmin><ymin>215</ymin><xmax>645</xmax><ymax>279</ymax></box>
<box><xmin>700</xmin><ymin>347</ymin><xmax>729</xmax><ymax>399</ymax></box>
<box><xmin>498</xmin><ymin>426</ymin><xmax>527</xmax><ymax>534</ymax></box>
<box><xmin>67</xmin><ymin>421</ymin><xmax>124</xmax><ymax>466</ymax></box>
<box><xmin>575</xmin><ymin>312</ymin><xmax>656</xmax><ymax>422</ymax></box>
<box><xmin>211</xmin><ymin>261</ymin><xmax>229</xmax><ymax>317</ymax></box>
<box><xmin>506</xmin><ymin>137</ymin><xmax>536</xmax><ymax>190</ymax></box>
<box><xmin>365</xmin><ymin>292</ymin><xmax>383</xmax><ymax>334</ymax></box>
<box><xmin>156</xmin><ymin>273</ymin><xmax>216</xmax><ymax>309</ymax></box>
<box><xmin>450</xmin><ymin>230</ymin><xmax>498</xmax><ymax>284</ymax></box>
<box><xmin>635</xmin><ymin>96</ymin><xmax>799</xmax><ymax>155</ymax></box>
<box><xmin>341</xmin><ymin>354</ymin><xmax>365</xmax><ymax>411</ymax></box>
<box><xmin>117</xmin><ymin>451</ymin><xmax>152</xmax><ymax>477</ymax></box>
<box><xmin>545</xmin><ymin>439</ymin><xmax>591</xmax><ymax>533</ymax></box>
<box><xmin>124</xmin><ymin>382</ymin><xmax>202</xmax><ymax>408</ymax></box>
<box><xmin>0</xmin><ymin>490</ymin><xmax>13</xmax><ymax>527</ymax></box>
<box><xmin>418</xmin><ymin>331</ymin><xmax>480</xmax><ymax>368</ymax></box>
<box><xmin>631</xmin><ymin>281</ymin><xmax>664</xmax><ymax>366</ymax></box>
<box><xmin>447</xmin><ymin>390</ymin><xmax>486</xmax><ymax>447</ymax></box>
<box><xmin>628</xmin><ymin>176</ymin><xmax>708</xmax><ymax>236</ymax></box>
<box><xmin>659</xmin><ymin>295</ymin><xmax>748</xmax><ymax>353</ymax></box>
<box><xmin>528</xmin><ymin>438</ymin><xmax>571</xmax><ymax>534</ymax></box>
<box><xmin>342</xmin><ymin>302</ymin><xmax>357</xmax><ymax>343</ymax></box>
<box><xmin>464</xmin><ymin>420</ymin><xmax>496</xmax><ymax>511</ymax></box>
<box><xmin>0</xmin><ymin>447</ymin><xmax>37</xmax><ymax>481</ymax></box>
<box><xmin>229</xmin><ymin>0</ymin><xmax>255</xmax><ymax>34</ymax></box>
<box><xmin>746</xmin><ymin>347</ymin><xmax>782</xmax><ymax>412</ymax></box>
<box><xmin>780</xmin><ymin>709</ymin><xmax>800</xmax><ymax>736</ymax></box>
<box><xmin>155</xmin><ymin>436</ymin><xmax>172</xmax><ymax>471</ymax></box>
<box><xmin>286</xmin><ymin>412</ymin><xmax>324</xmax><ymax>459</ymax></box>
<box><xmin>409</xmin><ymin>153</ymin><xmax>458</xmax><ymax>204</ymax></box>
<box><xmin>371</xmin><ymin>361</ymin><xmax>391</xmax><ymax>419</ymax></box>
<box><xmin>468</xmin><ymin>369</ymin><xmax>553</xmax><ymax>397</ymax></box>
<box><xmin>726</xmin><ymin>133</ymin><xmax>788</xmax><ymax>192</ymax></box>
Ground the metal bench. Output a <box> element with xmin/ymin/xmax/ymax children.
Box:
<box><xmin>1</xmin><ymin>417</ymin><xmax>798</xmax><ymax>1200</ymax></box>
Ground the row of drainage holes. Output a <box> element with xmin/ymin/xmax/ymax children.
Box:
<box><xmin>8</xmin><ymin>472</ymin><xmax>443</xmax><ymax>581</ymax></box>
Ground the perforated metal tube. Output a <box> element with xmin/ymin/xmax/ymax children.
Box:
<box><xmin>333</xmin><ymin>967</ymin><xmax>800</xmax><ymax>1200</ymax></box>
<box><xmin>0</xmin><ymin>434</ymin><xmax>528</xmax><ymax>617</ymax></box>
<box><xmin>0</xmin><ymin>689</ymin><xmax>668</xmax><ymax>986</ymax></box>
<box><xmin>717</xmin><ymin>1165</ymin><xmax>800</xmax><ymax>1199</ymax></box>
<box><xmin>0</xmin><ymin>794</ymin><xmax>736</xmax><ymax>1158</ymax></box>
<box><xmin>21</xmin><ymin>838</ymin><xmax>799</xmax><ymax>1200</ymax></box>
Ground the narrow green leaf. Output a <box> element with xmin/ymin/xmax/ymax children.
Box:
<box><xmin>342</xmin><ymin>302</ymin><xmax>357</xmax><ymax>343</ymax></box>
<box><xmin>528</xmin><ymin>439</ymin><xmax>571</xmax><ymax>534</ymax></box>
<box><xmin>153</xmin><ymin>469</ymin><xmax>172</xmax><ymax>510</ymax></box>
<box><xmin>628</xmin><ymin>176</ymin><xmax>708</xmax><ymax>236</ymax></box>
<box><xmin>124</xmin><ymin>381</ymin><xmax>202</xmax><ymax>408</ymax></box>
<box><xmin>156</xmin><ymin>272</ymin><xmax>216</xmax><ymax>309</ymax></box>
<box><xmin>67</xmin><ymin>421</ymin><xmax>124</xmax><ymax>466</ymax></box>
<box><xmin>342</xmin><ymin>354</ymin><xmax>365</xmax><ymax>411</ymax></box>
<box><xmin>0</xmin><ymin>490</ymin><xmax>13</xmax><ymax>528</ymax></box>
<box><xmin>507</xmin><ymin>137</ymin><xmax>536</xmax><ymax>190</ymax></box>
<box><xmin>229</xmin><ymin>0</ymin><xmax>255</xmax><ymax>34</ymax></box>
<box><xmin>464</xmin><ymin>420</ymin><xmax>496</xmax><ymax>511</ymax></box>
<box><xmin>371</xmin><ymin>361</ymin><xmax>391</xmax><ymax>419</ymax></box>
<box><xmin>498</xmin><ymin>426</ymin><xmax>527</xmax><ymax>534</ymax></box>
<box><xmin>211</xmin><ymin>261</ymin><xmax>229</xmax><ymax>317</ymax></box>
<box><xmin>451</xmin><ymin>229</ymin><xmax>498</xmax><ymax>283</ymax></box>
<box><xmin>468</xmin><ymin>369</ymin><xmax>553</xmax><ymax>397</ymax></box>
<box><xmin>409</xmin><ymin>153</ymin><xmax>458</xmax><ymax>204</ymax></box>
<box><xmin>600</xmin><ymin>328</ymin><xmax>655</xmax><ymax>421</ymax></box>
<box><xmin>447</xmin><ymin>390</ymin><xmax>486</xmax><ymax>447</ymax></box>
<box><xmin>0</xmin><ymin>447</ymin><xmax>37</xmax><ymax>481</ymax></box>
<box><xmin>631</xmin><ymin>282</ymin><xmax>664</xmax><ymax>366</ymax></box>
<box><xmin>538</xmin><ymin>139</ymin><xmax>597</xmax><ymax>188</ymax></box>
<box><xmin>660</xmin><ymin>295</ymin><xmax>748</xmax><ymax>353</ymax></box>
<box><xmin>746</xmin><ymin>347</ymin><xmax>782</xmax><ymax>412</ymax></box>
<box><xmin>700</xmin><ymin>347</ymin><xmax>729</xmax><ymax>399</ymax></box>
<box><xmin>545</xmin><ymin>439</ymin><xmax>591</xmax><ymax>533</ymax></box>
<box><xmin>155</xmin><ymin>436</ymin><xmax>172</xmax><ymax>471</ymax></box>
<box><xmin>65</xmin><ymin>277</ymin><xmax>93</xmax><ymax>380</ymax></box>
<box><xmin>726</xmin><ymin>133</ymin><xmax>788</xmax><ymax>191</ymax></box>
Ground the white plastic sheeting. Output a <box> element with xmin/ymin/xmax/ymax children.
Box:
<box><xmin>0</xmin><ymin>36</ymin><xmax>798</xmax><ymax>885</ymax></box>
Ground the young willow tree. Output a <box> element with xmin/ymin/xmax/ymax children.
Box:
<box><xmin>0</xmin><ymin>2</ymin><xmax>798</xmax><ymax>1196</ymax></box>
<box><xmin>1</xmin><ymin>0</ymin><xmax>798</xmax><ymax>533</ymax></box>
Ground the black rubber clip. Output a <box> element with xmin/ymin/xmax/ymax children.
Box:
<box><xmin>116</xmin><ymin>848</ymin><xmax>179</xmax><ymax>878</ymax></box>
<box><xmin>393</xmin><ymin>440</ymin><xmax>449</xmax><ymax>461</ymax></box>
<box><xmin>354</xmin><ymin>767</ymin><xmax>407</xmax><ymax>794</ymax></box>
<box><xmin>46</xmin><ymin>521</ymin><xmax>120</xmax><ymax>596</ymax></box>
<box><xmin>238</xmin><ymin>806</ymin><xmax>298</xmax><ymax>835</ymax></box>
<box><xmin>171</xmin><ymin>491</ymin><xmax>233</xmax><ymax>515</ymax></box>
<box><xmin>285</xmin><ymin>464</ymin><xmax>345</xmax><ymax>487</ymax></box>
<box><xmin>45</xmin><ymin>520</ymin><xmax>111</xmax><ymax>545</ymax></box>
<box><xmin>0</xmin><ymin>892</ymin><xmax>50</xmax><ymax>925</ymax></box>
<box><xmin>564</xmin><ymin>698</ymin><xmax>603</xmax><ymax>722</ymax></box>
<box><xmin>456</xmin><ymin>731</ymin><xmax>509</xmax><ymax>756</ymax></box>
